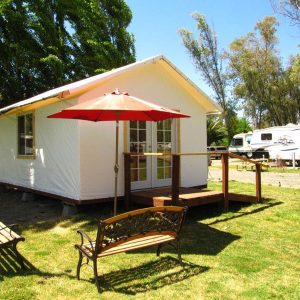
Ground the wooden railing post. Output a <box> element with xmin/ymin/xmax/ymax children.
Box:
<box><xmin>221</xmin><ymin>153</ymin><xmax>229</xmax><ymax>211</ymax></box>
<box><xmin>124</xmin><ymin>153</ymin><xmax>131</xmax><ymax>211</ymax></box>
<box><xmin>172</xmin><ymin>154</ymin><xmax>180</xmax><ymax>205</ymax></box>
<box><xmin>255</xmin><ymin>163</ymin><xmax>262</xmax><ymax>203</ymax></box>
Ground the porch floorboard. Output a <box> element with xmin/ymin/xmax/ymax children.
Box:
<box><xmin>131</xmin><ymin>187</ymin><xmax>224</xmax><ymax>207</ymax></box>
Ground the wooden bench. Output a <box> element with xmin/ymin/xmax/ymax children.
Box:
<box><xmin>0</xmin><ymin>222</ymin><xmax>25</xmax><ymax>268</ymax></box>
<box><xmin>75</xmin><ymin>206</ymin><xmax>188</xmax><ymax>292</ymax></box>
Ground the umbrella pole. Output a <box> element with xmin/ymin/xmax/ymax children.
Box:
<box><xmin>114</xmin><ymin>119</ymin><xmax>119</xmax><ymax>216</ymax></box>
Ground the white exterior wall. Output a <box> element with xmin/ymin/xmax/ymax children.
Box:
<box><xmin>78</xmin><ymin>61</ymin><xmax>208</xmax><ymax>200</ymax></box>
<box><xmin>0</xmin><ymin>60</ymin><xmax>211</xmax><ymax>202</ymax></box>
<box><xmin>0</xmin><ymin>101</ymin><xmax>81</xmax><ymax>199</ymax></box>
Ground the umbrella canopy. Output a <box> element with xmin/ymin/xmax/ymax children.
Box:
<box><xmin>48</xmin><ymin>89</ymin><xmax>189</xmax><ymax>121</ymax></box>
<box><xmin>48</xmin><ymin>89</ymin><xmax>190</xmax><ymax>215</ymax></box>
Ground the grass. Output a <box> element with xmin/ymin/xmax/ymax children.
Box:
<box><xmin>1</xmin><ymin>182</ymin><xmax>300</xmax><ymax>300</ymax></box>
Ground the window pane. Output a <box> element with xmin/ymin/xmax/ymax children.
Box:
<box><xmin>139</xmin><ymin>130</ymin><xmax>146</xmax><ymax>142</ymax></box>
<box><xmin>165</xmin><ymin>157</ymin><xmax>171</xmax><ymax>167</ymax></box>
<box><xmin>157</xmin><ymin>143</ymin><xmax>164</xmax><ymax>152</ymax></box>
<box><xmin>26</xmin><ymin>138</ymin><xmax>33</xmax><ymax>155</ymax></box>
<box><xmin>139</xmin><ymin>121</ymin><xmax>146</xmax><ymax>129</ymax></box>
<box><xmin>157</xmin><ymin>157</ymin><xmax>164</xmax><ymax>168</ymax></box>
<box><xmin>25</xmin><ymin>114</ymin><xmax>33</xmax><ymax>135</ymax></box>
<box><xmin>157</xmin><ymin>121</ymin><xmax>163</xmax><ymax>130</ymax></box>
<box><xmin>165</xmin><ymin>167</ymin><xmax>171</xmax><ymax>179</ymax></box>
<box><xmin>130</xmin><ymin>129</ymin><xmax>137</xmax><ymax>142</ymax></box>
<box><xmin>130</xmin><ymin>143</ymin><xmax>138</xmax><ymax>152</ymax></box>
<box><xmin>139</xmin><ymin>168</ymin><xmax>147</xmax><ymax>181</ymax></box>
<box><xmin>164</xmin><ymin>119</ymin><xmax>172</xmax><ymax>130</ymax></box>
<box><xmin>138</xmin><ymin>156</ymin><xmax>146</xmax><ymax>169</ymax></box>
<box><xmin>18</xmin><ymin>114</ymin><xmax>34</xmax><ymax>156</ymax></box>
<box><xmin>130</xmin><ymin>121</ymin><xmax>137</xmax><ymax>129</ymax></box>
<box><xmin>157</xmin><ymin>167</ymin><xmax>164</xmax><ymax>179</ymax></box>
<box><xmin>157</xmin><ymin>130</ymin><xmax>163</xmax><ymax>142</ymax></box>
<box><xmin>261</xmin><ymin>133</ymin><xmax>272</xmax><ymax>141</ymax></box>
<box><xmin>165</xmin><ymin>131</ymin><xmax>171</xmax><ymax>142</ymax></box>
<box><xmin>164</xmin><ymin>143</ymin><xmax>171</xmax><ymax>154</ymax></box>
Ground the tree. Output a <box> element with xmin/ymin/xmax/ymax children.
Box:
<box><xmin>271</xmin><ymin>0</ymin><xmax>300</xmax><ymax>27</ymax></box>
<box><xmin>207</xmin><ymin>117</ymin><xmax>227</xmax><ymax>146</ymax></box>
<box><xmin>179</xmin><ymin>12</ymin><xmax>236</xmax><ymax>138</ymax></box>
<box><xmin>288</xmin><ymin>53</ymin><xmax>300</xmax><ymax>121</ymax></box>
<box><xmin>0</xmin><ymin>0</ymin><xmax>135</xmax><ymax>107</ymax></box>
<box><xmin>226</xmin><ymin>16</ymin><xmax>299</xmax><ymax>127</ymax></box>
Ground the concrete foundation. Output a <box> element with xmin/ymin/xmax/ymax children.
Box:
<box><xmin>62</xmin><ymin>204</ymin><xmax>78</xmax><ymax>217</ymax></box>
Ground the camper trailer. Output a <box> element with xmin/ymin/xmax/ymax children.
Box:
<box><xmin>229</xmin><ymin>124</ymin><xmax>300</xmax><ymax>161</ymax></box>
<box><xmin>228</xmin><ymin>132</ymin><xmax>253</xmax><ymax>158</ymax></box>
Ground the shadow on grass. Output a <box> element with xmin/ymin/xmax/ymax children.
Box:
<box><xmin>206</xmin><ymin>200</ymin><xmax>282</xmax><ymax>226</ymax></box>
<box><xmin>96</xmin><ymin>256</ymin><xmax>208</xmax><ymax>294</ymax></box>
<box><xmin>0</xmin><ymin>248</ymin><xmax>75</xmax><ymax>282</ymax></box>
<box><xmin>181</xmin><ymin>218</ymin><xmax>240</xmax><ymax>256</ymax></box>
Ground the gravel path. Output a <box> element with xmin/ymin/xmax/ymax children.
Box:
<box><xmin>208</xmin><ymin>161</ymin><xmax>300</xmax><ymax>189</ymax></box>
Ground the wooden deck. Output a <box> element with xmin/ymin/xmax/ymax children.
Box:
<box><xmin>124</xmin><ymin>152</ymin><xmax>262</xmax><ymax>211</ymax></box>
<box><xmin>131</xmin><ymin>187</ymin><xmax>223</xmax><ymax>207</ymax></box>
<box><xmin>131</xmin><ymin>187</ymin><xmax>258</xmax><ymax>208</ymax></box>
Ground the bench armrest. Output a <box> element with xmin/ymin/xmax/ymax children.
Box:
<box><xmin>77</xmin><ymin>229</ymin><xmax>95</xmax><ymax>251</ymax></box>
<box><xmin>0</xmin><ymin>223</ymin><xmax>19</xmax><ymax>238</ymax></box>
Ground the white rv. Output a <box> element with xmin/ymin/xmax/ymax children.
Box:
<box><xmin>229</xmin><ymin>124</ymin><xmax>300</xmax><ymax>162</ymax></box>
<box><xmin>228</xmin><ymin>132</ymin><xmax>253</xmax><ymax>158</ymax></box>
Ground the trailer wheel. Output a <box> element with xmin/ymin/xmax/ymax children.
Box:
<box><xmin>246</xmin><ymin>152</ymin><xmax>253</xmax><ymax>158</ymax></box>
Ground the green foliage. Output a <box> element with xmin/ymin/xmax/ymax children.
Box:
<box><xmin>231</xmin><ymin>117</ymin><xmax>252</xmax><ymax>134</ymax></box>
<box><xmin>226</xmin><ymin>16</ymin><xmax>299</xmax><ymax>127</ymax></box>
<box><xmin>207</xmin><ymin>117</ymin><xmax>227</xmax><ymax>146</ymax></box>
<box><xmin>179</xmin><ymin>13</ymin><xmax>229</xmax><ymax>113</ymax></box>
<box><xmin>0</xmin><ymin>0</ymin><xmax>135</xmax><ymax>106</ymax></box>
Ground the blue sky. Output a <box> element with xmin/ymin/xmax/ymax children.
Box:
<box><xmin>126</xmin><ymin>0</ymin><xmax>299</xmax><ymax>97</ymax></box>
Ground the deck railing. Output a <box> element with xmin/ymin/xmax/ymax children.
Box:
<box><xmin>124</xmin><ymin>151</ymin><xmax>263</xmax><ymax>211</ymax></box>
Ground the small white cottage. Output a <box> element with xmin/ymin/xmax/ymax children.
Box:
<box><xmin>0</xmin><ymin>55</ymin><xmax>221</xmax><ymax>205</ymax></box>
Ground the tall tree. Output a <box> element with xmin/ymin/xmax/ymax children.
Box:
<box><xmin>179</xmin><ymin>13</ymin><xmax>236</xmax><ymax>139</ymax></box>
<box><xmin>226</xmin><ymin>16</ymin><xmax>298</xmax><ymax>127</ymax></box>
<box><xmin>0</xmin><ymin>0</ymin><xmax>135</xmax><ymax>107</ymax></box>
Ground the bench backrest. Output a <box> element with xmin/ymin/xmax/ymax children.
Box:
<box><xmin>95</xmin><ymin>206</ymin><xmax>188</xmax><ymax>254</ymax></box>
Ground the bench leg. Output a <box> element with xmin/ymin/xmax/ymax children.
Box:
<box><xmin>176</xmin><ymin>240</ymin><xmax>183</xmax><ymax>266</ymax></box>
<box><xmin>76</xmin><ymin>251</ymin><xmax>83</xmax><ymax>280</ymax></box>
<box><xmin>93</xmin><ymin>259</ymin><xmax>100</xmax><ymax>293</ymax></box>
<box><xmin>156</xmin><ymin>244</ymin><xmax>162</xmax><ymax>257</ymax></box>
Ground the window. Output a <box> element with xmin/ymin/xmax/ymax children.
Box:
<box><xmin>261</xmin><ymin>133</ymin><xmax>272</xmax><ymax>141</ymax></box>
<box><xmin>232</xmin><ymin>138</ymin><xmax>243</xmax><ymax>146</ymax></box>
<box><xmin>18</xmin><ymin>113</ymin><xmax>34</xmax><ymax>157</ymax></box>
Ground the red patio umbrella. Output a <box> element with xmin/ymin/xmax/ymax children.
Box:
<box><xmin>48</xmin><ymin>89</ymin><xmax>189</xmax><ymax>215</ymax></box>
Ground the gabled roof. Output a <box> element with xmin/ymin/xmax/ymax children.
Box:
<box><xmin>0</xmin><ymin>55</ymin><xmax>222</xmax><ymax>116</ymax></box>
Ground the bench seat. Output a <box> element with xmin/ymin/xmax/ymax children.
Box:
<box><xmin>80</xmin><ymin>233</ymin><xmax>176</xmax><ymax>258</ymax></box>
<box><xmin>75</xmin><ymin>206</ymin><xmax>187</xmax><ymax>293</ymax></box>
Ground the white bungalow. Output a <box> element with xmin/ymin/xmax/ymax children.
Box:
<box><xmin>0</xmin><ymin>55</ymin><xmax>221</xmax><ymax>207</ymax></box>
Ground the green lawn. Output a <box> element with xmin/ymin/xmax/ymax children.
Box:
<box><xmin>1</xmin><ymin>182</ymin><xmax>300</xmax><ymax>300</ymax></box>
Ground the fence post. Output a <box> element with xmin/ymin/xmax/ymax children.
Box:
<box><xmin>255</xmin><ymin>163</ymin><xmax>262</xmax><ymax>202</ymax></box>
<box><xmin>124</xmin><ymin>153</ymin><xmax>131</xmax><ymax>210</ymax></box>
<box><xmin>172</xmin><ymin>154</ymin><xmax>180</xmax><ymax>205</ymax></box>
<box><xmin>221</xmin><ymin>153</ymin><xmax>229</xmax><ymax>211</ymax></box>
